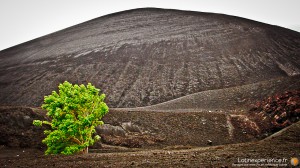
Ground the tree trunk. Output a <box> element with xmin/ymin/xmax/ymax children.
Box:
<box><xmin>82</xmin><ymin>147</ymin><xmax>88</xmax><ymax>154</ymax></box>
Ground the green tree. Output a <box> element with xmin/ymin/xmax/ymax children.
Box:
<box><xmin>33</xmin><ymin>81</ymin><xmax>109</xmax><ymax>155</ymax></box>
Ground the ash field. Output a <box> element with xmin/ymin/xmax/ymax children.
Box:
<box><xmin>0</xmin><ymin>8</ymin><xmax>300</xmax><ymax>167</ymax></box>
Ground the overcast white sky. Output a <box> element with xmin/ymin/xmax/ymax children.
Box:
<box><xmin>0</xmin><ymin>0</ymin><xmax>300</xmax><ymax>51</ymax></box>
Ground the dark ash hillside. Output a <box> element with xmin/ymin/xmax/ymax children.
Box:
<box><xmin>0</xmin><ymin>8</ymin><xmax>300</xmax><ymax>107</ymax></box>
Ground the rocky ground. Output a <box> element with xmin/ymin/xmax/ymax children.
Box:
<box><xmin>1</xmin><ymin>121</ymin><xmax>299</xmax><ymax>167</ymax></box>
<box><xmin>0</xmin><ymin>89</ymin><xmax>299</xmax><ymax>167</ymax></box>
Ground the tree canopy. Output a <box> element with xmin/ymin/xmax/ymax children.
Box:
<box><xmin>33</xmin><ymin>81</ymin><xmax>109</xmax><ymax>155</ymax></box>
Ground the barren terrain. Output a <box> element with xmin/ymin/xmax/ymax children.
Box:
<box><xmin>0</xmin><ymin>8</ymin><xmax>300</xmax><ymax>108</ymax></box>
<box><xmin>0</xmin><ymin>8</ymin><xmax>300</xmax><ymax>167</ymax></box>
<box><xmin>1</xmin><ymin>115</ymin><xmax>299</xmax><ymax>167</ymax></box>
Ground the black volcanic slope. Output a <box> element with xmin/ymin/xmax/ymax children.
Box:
<box><xmin>0</xmin><ymin>8</ymin><xmax>300</xmax><ymax>107</ymax></box>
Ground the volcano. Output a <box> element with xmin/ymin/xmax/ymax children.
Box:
<box><xmin>0</xmin><ymin>8</ymin><xmax>300</xmax><ymax>108</ymax></box>
<box><xmin>1</xmin><ymin>8</ymin><xmax>300</xmax><ymax>167</ymax></box>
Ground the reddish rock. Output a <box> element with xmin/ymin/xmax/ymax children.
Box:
<box><xmin>249</xmin><ymin>90</ymin><xmax>300</xmax><ymax>133</ymax></box>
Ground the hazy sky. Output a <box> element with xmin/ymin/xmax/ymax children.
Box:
<box><xmin>1</xmin><ymin>0</ymin><xmax>300</xmax><ymax>51</ymax></box>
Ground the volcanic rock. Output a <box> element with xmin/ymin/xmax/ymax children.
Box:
<box><xmin>249</xmin><ymin>90</ymin><xmax>300</xmax><ymax>133</ymax></box>
<box><xmin>0</xmin><ymin>8</ymin><xmax>300</xmax><ymax>108</ymax></box>
<box><xmin>0</xmin><ymin>107</ymin><xmax>47</xmax><ymax>148</ymax></box>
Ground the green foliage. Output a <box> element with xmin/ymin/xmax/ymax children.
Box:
<box><xmin>33</xmin><ymin>81</ymin><xmax>109</xmax><ymax>155</ymax></box>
